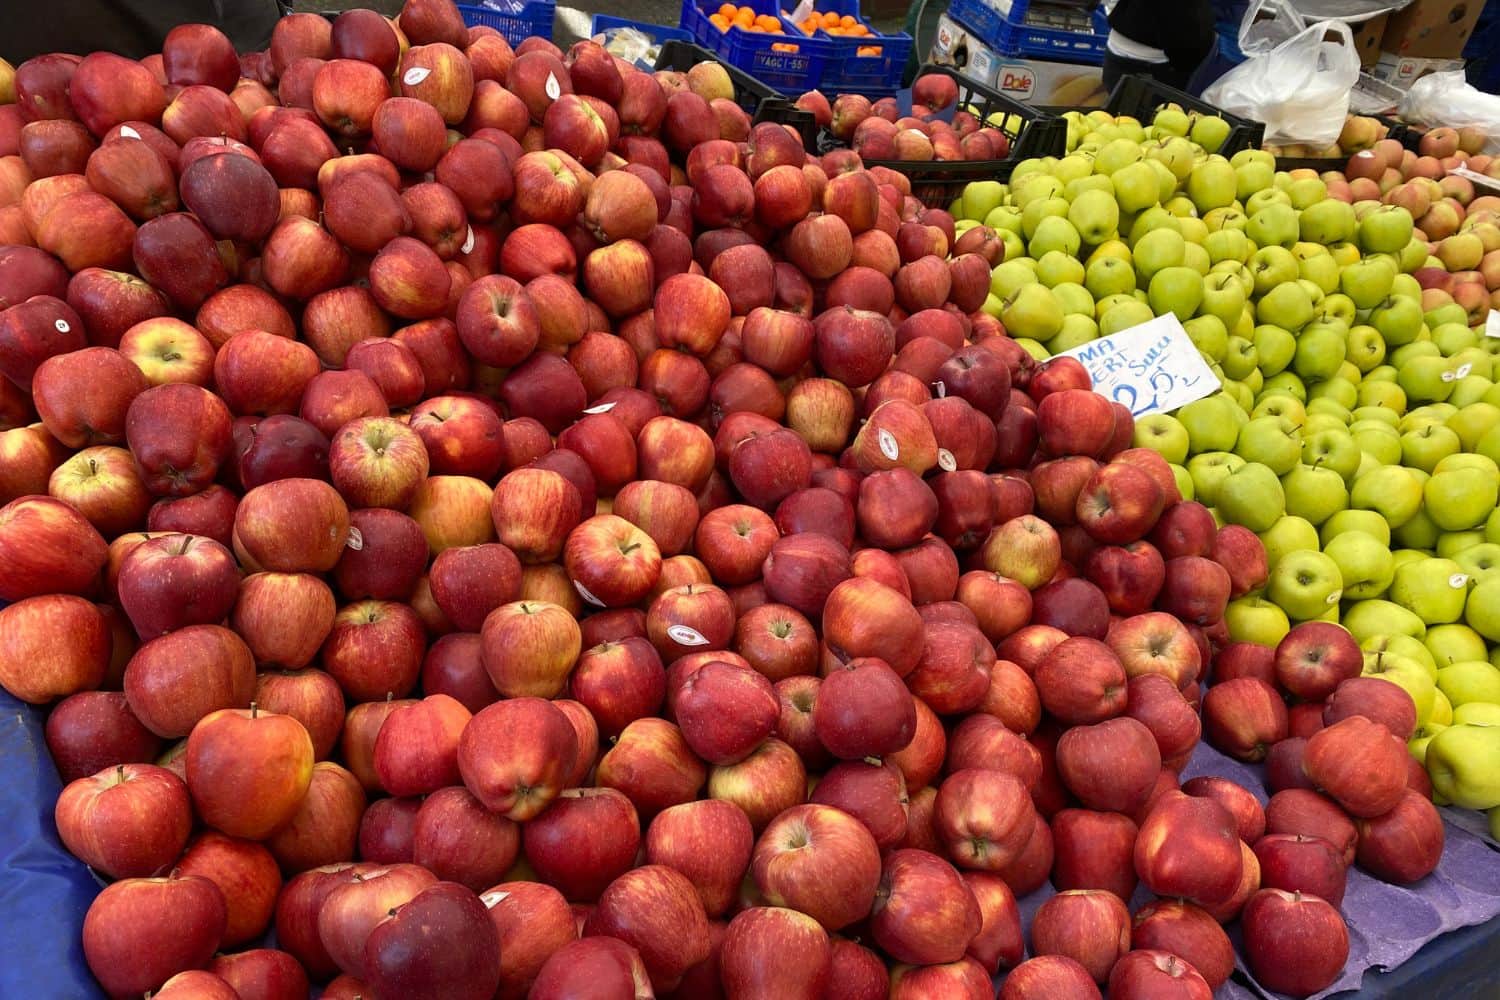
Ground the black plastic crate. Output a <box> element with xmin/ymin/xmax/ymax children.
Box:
<box><xmin>654</xmin><ymin>40</ymin><xmax>819</xmax><ymax>151</ymax></box>
<box><xmin>1104</xmin><ymin>75</ymin><xmax>1265</xmax><ymax>156</ymax></box>
<box><xmin>816</xmin><ymin>64</ymin><xmax>1068</xmax><ymax>208</ymax></box>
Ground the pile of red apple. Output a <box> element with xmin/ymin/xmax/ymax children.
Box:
<box><xmin>0</xmin><ymin>1</ymin><xmax>1441</xmax><ymax>998</ymax></box>
<box><xmin>791</xmin><ymin>76</ymin><xmax>1015</xmax><ymax>165</ymax></box>
<box><xmin>1339</xmin><ymin>126</ymin><xmax>1500</xmax><ymax>316</ymax></box>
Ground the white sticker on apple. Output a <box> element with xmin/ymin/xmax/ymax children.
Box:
<box><xmin>933</xmin><ymin>380</ymin><xmax>946</xmax><ymax>398</ymax></box>
<box><xmin>1442</xmin><ymin>363</ymin><xmax>1472</xmax><ymax>382</ymax></box>
<box><xmin>1325</xmin><ymin>589</ymin><xmax>1342</xmax><ymax>605</ymax></box>
<box><xmin>582</xmin><ymin>401</ymin><xmax>617</xmax><ymax>414</ymax></box>
<box><xmin>54</xmin><ymin>319</ymin><xmax>70</xmax><ymax>333</ymax></box>
<box><xmin>461</xmin><ymin>226</ymin><xmax>475</xmax><ymax>254</ymax></box>
<box><xmin>1450</xmin><ymin>573</ymin><xmax>1470</xmax><ymax>589</ymax></box>
<box><xmin>345</xmin><ymin>527</ymin><xmax>364</xmax><ymax>551</ymax></box>
<box><xmin>480</xmin><ymin>890</ymin><xmax>509</xmax><ymax>908</ymax></box>
<box><xmin>666</xmin><ymin>625</ymin><xmax>710</xmax><ymax>647</ymax></box>
<box><xmin>545</xmin><ymin>72</ymin><xmax>562</xmax><ymax>100</ymax></box>
<box><xmin>118</xmin><ymin>125</ymin><xmax>141</xmax><ymax>140</ymax></box>
<box><xmin>937</xmin><ymin>448</ymin><xmax>957</xmax><ymax>472</ymax></box>
<box><xmin>1487</xmin><ymin>310</ymin><xmax>1500</xmax><ymax>339</ymax></box>
<box><xmin>402</xmin><ymin>66</ymin><xmax>431</xmax><ymax>86</ymax></box>
<box><xmin>877</xmin><ymin>428</ymin><xmax>899</xmax><ymax>461</ymax></box>
<box><xmin>574</xmin><ymin>579</ymin><xmax>605</xmax><ymax>606</ymax></box>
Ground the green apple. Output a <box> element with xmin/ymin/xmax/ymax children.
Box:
<box><xmin>1294</xmin><ymin>245</ymin><xmax>1341</xmax><ymax>294</ymax></box>
<box><xmin>1258</xmin><ymin>514</ymin><xmax>1321</xmax><ymax>573</ymax></box>
<box><xmin>959</xmin><ymin>180</ymin><xmax>1005</xmax><ymax>222</ymax></box>
<box><xmin>1299</xmin><ymin>198</ymin><xmax>1356</xmax><ymax>245</ymax></box>
<box><xmin>1432</xmin><ymin>321</ymin><xmax>1479</xmax><ymax>357</ymax></box>
<box><xmin>1235</xmin><ymin>160</ymin><xmax>1276</xmax><ymax>201</ymax></box>
<box><xmin>1222</xmin><ymin>336</ymin><xmax>1259</xmax><ymax>381</ymax></box>
<box><xmin>1398</xmin><ymin>356</ymin><xmax>1459</xmax><ymax>405</ymax></box>
<box><xmin>1249</xmin><ymin>246</ymin><xmax>1299</xmax><ymax>296</ymax></box>
<box><xmin>1291</xmin><ymin>324</ymin><xmax>1348</xmax><ymax>381</ymax></box>
<box><xmin>1252</xmin><ymin>324</ymin><xmax>1298</xmax><ymax>376</ymax></box>
<box><xmin>1187</xmin><ymin>157</ymin><xmax>1237</xmax><ymax>213</ymax></box>
<box><xmin>1398</xmin><ymin>235</ymin><xmax>1430</xmax><ymax>273</ymax></box>
<box><xmin>1351</xmin><ymin>464</ymin><xmax>1423</xmax><ymax>528</ymax></box>
<box><xmin>1281</xmin><ymin>463</ymin><xmax>1348</xmax><ymax>526</ymax></box>
<box><xmin>1047</xmin><ymin>316</ymin><xmax>1099</xmax><ymax>354</ymax></box>
<box><xmin>1454</xmin><ymin>543</ymin><xmax>1500</xmax><ymax>585</ymax></box>
<box><xmin>1084</xmin><ymin>254</ymin><xmax>1137</xmax><ymax>300</ymax></box>
<box><xmin>1358</xmin><ymin>205</ymin><xmax>1416</xmax><ymax>254</ymax></box>
<box><xmin>1426</xmin><ymin>623</ymin><xmax>1490</xmax><ymax>666</ymax></box>
<box><xmin>1425</xmin><ymin>461</ymin><xmax>1499</xmax><ymax>531</ymax></box>
<box><xmin>1315</xmin><ymin>292</ymin><xmax>1357</xmax><ymax>326</ymax></box>
<box><xmin>983</xmin><ymin>204</ymin><xmax>1024</xmax><ymax>233</ymax></box>
<box><xmin>1146</xmin><ymin>266</ymin><xmax>1204</xmax><ymax>321</ymax></box>
<box><xmin>1217</xmin><ymin>461</ymin><xmax>1288</xmax><ymax>532</ymax></box>
<box><xmin>1234</xmin><ymin>417</ymin><xmax>1302</xmax><ymax>475</ymax></box>
<box><xmin>1111</xmin><ymin>160</ymin><xmax>1160</xmax><ymax>215</ymax></box>
<box><xmin>1164</xmin><ymin>195</ymin><xmax>1198</xmax><ymax>219</ymax></box>
<box><xmin>1205</xmin><ymin>227</ymin><xmax>1252</xmax><ymax>265</ymax></box>
<box><xmin>1181</xmin><ymin>240</ymin><xmax>1211</xmax><ymax>276</ymax></box>
<box><xmin>1437</xmin><ymin>661</ymin><xmax>1500</xmax><ymax>707</ymax></box>
<box><xmin>1029</xmin><ymin>215</ymin><xmax>1082</xmax><ymax>258</ymax></box>
<box><xmin>1065</xmin><ymin>174</ymin><xmax>1115</xmax><ymax>201</ymax></box>
<box><xmin>1286</xmin><ymin>177</ymin><xmax>1327</xmax><ymax>210</ymax></box>
<box><xmin>1127</xmin><ymin>205</ymin><xmax>1179</xmax><ymax>246</ymax></box>
<box><xmin>1094</xmin><ymin>137</ymin><xmax>1143</xmax><ymax>175</ymax></box>
<box><xmin>1050</xmin><ymin>282</ymin><xmax>1095</xmax><ymax>318</ymax></box>
<box><xmin>1021</xmin><ymin>197</ymin><xmax>1071</xmax><ymax>240</ymax></box>
<box><xmin>1183</xmin><ymin>316</ymin><xmax>1229</xmax><ymax>363</ymax></box>
<box><xmin>1197</xmin><ymin>271</ymin><xmax>1246</xmax><ymax>328</ymax></box>
<box><xmin>1256</xmin><ymin>282</ymin><xmax>1315</xmax><ymax>332</ymax></box>
<box><xmin>1301</xmin><ymin>428</ymin><xmax>1362</xmax><ymax>482</ymax></box>
<box><xmin>1067</xmin><ymin>188</ymin><xmax>1120</xmax><ymax>245</ymax></box>
<box><xmin>1392</xmin><ymin>506</ymin><xmax>1441</xmax><ymax>552</ymax></box>
<box><xmin>1390</xmin><ymin>557</ymin><xmax>1470</xmax><ymax>624</ymax></box>
<box><xmin>1336</xmin><ymin>256</ymin><xmax>1396</xmax><ymax>310</ymax></box>
<box><xmin>1186</xmin><ymin>451</ymin><xmax>1246</xmax><ymax>506</ymax></box>
<box><xmin>1001</xmin><ymin>284</ymin><xmax>1064</xmax><ymax>341</ymax></box>
<box><xmin>1133</xmin><ymin>413</ymin><xmax>1190</xmax><ymax>464</ymax></box>
<box><xmin>1247</xmin><ymin>202</ymin><xmax>1300</xmax><ymax>248</ymax></box>
<box><xmin>1438</xmin><ymin>532</ymin><xmax>1488</xmax><ymax>561</ymax></box>
<box><xmin>1400</xmin><ymin>422</ymin><xmax>1462</xmax><ymax>473</ymax></box>
<box><xmin>1345</xmin><ymin>326</ymin><xmax>1388</xmax><ymax>375</ymax></box>
<box><xmin>1450</xmin><ymin>375</ymin><xmax>1495</xmax><ymax>409</ymax></box>
<box><xmin>1098</xmin><ymin>298</ymin><xmax>1156</xmax><ymax>336</ymax></box>
<box><xmin>1036</xmin><ymin>250</ymin><xmax>1086</xmax><ymax>288</ymax></box>
<box><xmin>1267</xmin><ymin>548</ymin><xmax>1344</xmax><ymax>621</ymax></box>
<box><xmin>1223</xmin><ymin>596</ymin><xmax>1291</xmax><ymax>646</ymax></box>
<box><xmin>1204</xmin><ymin>206</ymin><xmax>1247</xmax><ymax>232</ymax></box>
<box><xmin>1425</xmin><ymin>723</ymin><xmax>1500</xmax><ymax>809</ymax></box>
<box><xmin>1370</xmin><ymin>295</ymin><xmax>1424</xmax><ymax>347</ymax></box>
<box><xmin>990</xmin><ymin>259</ymin><xmax>1038</xmax><ymax>301</ymax></box>
<box><xmin>1350</xmin><ymin>422</ymin><xmax>1402</xmax><ymax>465</ymax></box>
<box><xmin>1191</xmin><ymin>114</ymin><xmax>1231</xmax><ymax>153</ymax></box>
<box><xmin>1465</xmin><ymin>574</ymin><xmax>1500</xmax><ymax>641</ymax></box>
<box><xmin>1133</xmin><ymin>227</ymin><xmax>1186</xmax><ymax>283</ymax></box>
<box><xmin>1052</xmin><ymin>154</ymin><xmax>1094</xmax><ymax>185</ymax></box>
<box><xmin>1252</xmin><ymin>392</ymin><xmax>1305</xmax><ymax>423</ymax></box>
<box><xmin>1346</xmin><ymin>600</ymin><xmax>1428</xmax><ymax>643</ymax></box>
<box><xmin>1321</xmin><ymin>508</ymin><xmax>1393</xmax><ymax>546</ymax></box>
<box><xmin>1454</xmin><ymin>704</ymin><xmax>1500</xmax><ymax>726</ymax></box>
<box><xmin>1362</xmin><ymin>650</ymin><xmax>1438</xmax><ymax>726</ymax></box>
<box><xmin>1323</xmin><ymin>530</ymin><xmax>1394</xmax><ymax>600</ymax></box>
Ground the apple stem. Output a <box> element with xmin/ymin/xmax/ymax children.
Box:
<box><xmin>249</xmin><ymin>701</ymin><xmax>258</xmax><ymax>719</ymax></box>
<box><xmin>115</xmin><ymin>764</ymin><xmax>125</xmax><ymax>784</ymax></box>
<box><xmin>175</xmin><ymin>535</ymin><xmax>192</xmax><ymax>556</ymax></box>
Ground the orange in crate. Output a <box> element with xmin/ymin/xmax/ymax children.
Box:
<box><xmin>713</xmin><ymin>4</ymin><xmax>792</xmax><ymax>36</ymax></box>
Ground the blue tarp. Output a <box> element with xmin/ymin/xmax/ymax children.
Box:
<box><xmin>0</xmin><ymin>689</ymin><xmax>104</xmax><ymax>999</ymax></box>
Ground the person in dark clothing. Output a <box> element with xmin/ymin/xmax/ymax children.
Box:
<box><xmin>1103</xmin><ymin>0</ymin><xmax>1217</xmax><ymax>92</ymax></box>
<box><xmin>1</xmin><ymin>0</ymin><xmax>285</xmax><ymax>63</ymax></box>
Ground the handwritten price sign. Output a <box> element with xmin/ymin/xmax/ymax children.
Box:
<box><xmin>1059</xmin><ymin>314</ymin><xmax>1220</xmax><ymax>417</ymax></box>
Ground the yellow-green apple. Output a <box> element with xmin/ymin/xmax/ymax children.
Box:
<box><xmin>117</xmin><ymin>317</ymin><xmax>215</xmax><ymax>387</ymax></box>
<box><xmin>1424</xmin><ymin>722</ymin><xmax>1500</xmax><ymax>809</ymax></box>
<box><xmin>81</xmin><ymin>873</ymin><xmax>226</xmax><ymax>998</ymax></box>
<box><xmin>982</xmin><ymin>514</ymin><xmax>1061</xmax><ymax>590</ymax></box>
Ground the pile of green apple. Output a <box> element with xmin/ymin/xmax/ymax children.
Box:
<box><xmin>951</xmin><ymin>106</ymin><xmax>1500</xmax><ymax>832</ymax></box>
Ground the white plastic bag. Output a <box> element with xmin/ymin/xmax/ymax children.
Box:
<box><xmin>1203</xmin><ymin>20</ymin><xmax>1361</xmax><ymax>146</ymax></box>
<box><xmin>1401</xmin><ymin>72</ymin><xmax>1500</xmax><ymax>154</ymax></box>
<box><xmin>1237</xmin><ymin>0</ymin><xmax>1307</xmax><ymax>57</ymax></box>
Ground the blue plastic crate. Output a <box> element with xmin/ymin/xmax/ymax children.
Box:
<box><xmin>681</xmin><ymin>0</ymin><xmax>831</xmax><ymax>95</ymax></box>
<box><xmin>948</xmin><ymin>0</ymin><xmax>1107</xmax><ymax>65</ymax></box>
<box><xmin>791</xmin><ymin>0</ymin><xmax>913</xmax><ymax>98</ymax></box>
<box><xmin>457</xmin><ymin>0</ymin><xmax>555</xmax><ymax>47</ymax></box>
<box><xmin>591</xmin><ymin>14</ymin><xmax>693</xmax><ymax>69</ymax></box>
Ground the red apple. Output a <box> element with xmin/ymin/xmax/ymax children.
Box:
<box><xmin>82</xmin><ymin>873</ymin><xmax>226</xmax><ymax>997</ymax></box>
<box><xmin>54</xmin><ymin>762</ymin><xmax>190</xmax><ymax>879</ymax></box>
<box><xmin>1240</xmin><ymin>889</ymin><xmax>1349</xmax><ymax>997</ymax></box>
<box><xmin>1029</xmin><ymin>888</ymin><xmax>1131</xmax><ymax>984</ymax></box>
<box><xmin>458</xmin><ymin>697</ymin><xmax>577</xmax><ymax>820</ymax></box>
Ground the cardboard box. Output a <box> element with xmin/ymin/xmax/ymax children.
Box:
<box><xmin>1370</xmin><ymin>51</ymin><xmax>1465</xmax><ymax>88</ymax></box>
<box><xmin>983</xmin><ymin>53</ymin><xmax>1107</xmax><ymax>106</ymax></box>
<box><xmin>1382</xmin><ymin>0</ymin><xmax>1484</xmax><ymax>59</ymax></box>
<box><xmin>932</xmin><ymin>12</ymin><xmax>1106</xmax><ymax>106</ymax></box>
<box><xmin>1351</xmin><ymin>13</ymin><xmax>1388</xmax><ymax>68</ymax></box>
